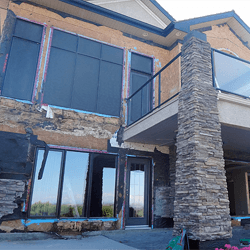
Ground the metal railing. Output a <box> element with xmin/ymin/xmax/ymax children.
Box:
<box><xmin>126</xmin><ymin>52</ymin><xmax>181</xmax><ymax>126</ymax></box>
<box><xmin>211</xmin><ymin>48</ymin><xmax>250</xmax><ymax>99</ymax></box>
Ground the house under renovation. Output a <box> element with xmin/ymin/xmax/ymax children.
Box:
<box><xmin>0</xmin><ymin>0</ymin><xmax>250</xmax><ymax>247</ymax></box>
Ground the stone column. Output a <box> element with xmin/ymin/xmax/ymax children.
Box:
<box><xmin>173</xmin><ymin>31</ymin><xmax>232</xmax><ymax>242</ymax></box>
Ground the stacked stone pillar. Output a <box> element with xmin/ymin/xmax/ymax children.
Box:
<box><xmin>173</xmin><ymin>31</ymin><xmax>232</xmax><ymax>241</ymax></box>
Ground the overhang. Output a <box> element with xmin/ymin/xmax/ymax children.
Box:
<box><xmin>123</xmin><ymin>92</ymin><xmax>250</xmax><ymax>153</ymax></box>
<box><xmin>176</xmin><ymin>11</ymin><xmax>250</xmax><ymax>49</ymax></box>
<box><xmin>18</xmin><ymin>1</ymin><xmax>250</xmax><ymax>50</ymax></box>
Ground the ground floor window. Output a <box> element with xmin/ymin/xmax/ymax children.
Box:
<box><xmin>29</xmin><ymin>148</ymin><xmax>117</xmax><ymax>218</ymax></box>
<box><xmin>248</xmin><ymin>172</ymin><xmax>250</xmax><ymax>214</ymax></box>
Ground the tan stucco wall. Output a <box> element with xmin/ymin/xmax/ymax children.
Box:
<box><xmin>0</xmin><ymin>1</ymin><xmax>179</xmax><ymax>151</ymax></box>
<box><xmin>0</xmin><ymin>0</ymin><xmax>9</xmax><ymax>35</ymax></box>
<box><xmin>205</xmin><ymin>24</ymin><xmax>250</xmax><ymax>61</ymax></box>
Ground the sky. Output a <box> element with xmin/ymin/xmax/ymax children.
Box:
<box><xmin>157</xmin><ymin>0</ymin><xmax>250</xmax><ymax>28</ymax></box>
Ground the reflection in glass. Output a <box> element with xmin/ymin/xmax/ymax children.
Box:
<box><xmin>248</xmin><ymin>173</ymin><xmax>250</xmax><ymax>214</ymax></box>
<box><xmin>60</xmin><ymin>151</ymin><xmax>89</xmax><ymax>217</ymax></box>
<box><xmin>213</xmin><ymin>51</ymin><xmax>250</xmax><ymax>97</ymax></box>
<box><xmin>30</xmin><ymin>150</ymin><xmax>62</xmax><ymax>216</ymax></box>
<box><xmin>129</xmin><ymin>164</ymin><xmax>144</xmax><ymax>218</ymax></box>
<box><xmin>102</xmin><ymin>167</ymin><xmax>116</xmax><ymax>217</ymax></box>
<box><xmin>90</xmin><ymin>155</ymin><xmax>116</xmax><ymax>217</ymax></box>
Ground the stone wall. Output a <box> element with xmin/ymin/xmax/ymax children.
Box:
<box><xmin>173</xmin><ymin>32</ymin><xmax>232</xmax><ymax>241</ymax></box>
<box><xmin>153</xmin><ymin>145</ymin><xmax>176</xmax><ymax>228</ymax></box>
<box><xmin>0</xmin><ymin>179</ymin><xmax>25</xmax><ymax>219</ymax></box>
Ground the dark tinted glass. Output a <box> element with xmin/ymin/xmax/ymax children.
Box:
<box><xmin>97</xmin><ymin>61</ymin><xmax>123</xmax><ymax>116</ymax></box>
<box><xmin>2</xmin><ymin>37</ymin><xmax>40</xmax><ymax>101</ymax></box>
<box><xmin>131</xmin><ymin>53</ymin><xmax>152</xmax><ymax>74</ymax></box>
<box><xmin>14</xmin><ymin>19</ymin><xmax>43</xmax><ymax>43</ymax></box>
<box><xmin>43</xmin><ymin>48</ymin><xmax>76</xmax><ymax>108</ymax></box>
<box><xmin>102</xmin><ymin>44</ymin><xmax>123</xmax><ymax>64</ymax></box>
<box><xmin>78</xmin><ymin>37</ymin><xmax>101</xmax><ymax>58</ymax></box>
<box><xmin>52</xmin><ymin>29</ymin><xmax>77</xmax><ymax>52</ymax></box>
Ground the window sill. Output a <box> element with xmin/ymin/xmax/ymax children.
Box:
<box><xmin>43</xmin><ymin>104</ymin><xmax>120</xmax><ymax>118</ymax></box>
<box><xmin>23</xmin><ymin>217</ymin><xmax>118</xmax><ymax>226</ymax></box>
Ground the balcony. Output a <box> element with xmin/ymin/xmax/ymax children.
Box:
<box><xmin>125</xmin><ymin>53</ymin><xmax>181</xmax><ymax>146</ymax></box>
<box><xmin>124</xmin><ymin>49</ymin><xmax>250</xmax><ymax>153</ymax></box>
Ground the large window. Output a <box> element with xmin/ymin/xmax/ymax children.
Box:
<box><xmin>43</xmin><ymin>29</ymin><xmax>124</xmax><ymax>116</ymax></box>
<box><xmin>128</xmin><ymin>52</ymin><xmax>153</xmax><ymax>124</ymax></box>
<box><xmin>1</xmin><ymin>19</ymin><xmax>44</xmax><ymax>101</ymax></box>
<box><xmin>29</xmin><ymin>148</ymin><xmax>117</xmax><ymax>218</ymax></box>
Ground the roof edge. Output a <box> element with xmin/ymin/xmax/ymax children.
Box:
<box><xmin>176</xmin><ymin>10</ymin><xmax>235</xmax><ymax>25</ymax></box>
<box><xmin>232</xmin><ymin>11</ymin><xmax>250</xmax><ymax>35</ymax></box>
<box><xmin>149</xmin><ymin>0</ymin><xmax>175</xmax><ymax>22</ymax></box>
<box><xmin>59</xmin><ymin>0</ymin><xmax>169</xmax><ymax>36</ymax></box>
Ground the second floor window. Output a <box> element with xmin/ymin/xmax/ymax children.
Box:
<box><xmin>1</xmin><ymin>19</ymin><xmax>44</xmax><ymax>101</ymax></box>
<box><xmin>128</xmin><ymin>52</ymin><xmax>153</xmax><ymax>124</ymax></box>
<box><xmin>43</xmin><ymin>29</ymin><xmax>124</xmax><ymax>117</ymax></box>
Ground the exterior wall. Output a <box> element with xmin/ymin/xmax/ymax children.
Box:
<box><xmin>116</xmin><ymin>147</ymin><xmax>171</xmax><ymax>230</ymax></box>
<box><xmin>2</xmin><ymin>1</ymin><xmax>249</xmax><ymax>236</ymax></box>
<box><xmin>159</xmin><ymin>46</ymin><xmax>181</xmax><ymax>105</ymax></box>
<box><xmin>224</xmin><ymin>150</ymin><xmax>250</xmax><ymax>216</ymax></box>
<box><xmin>0</xmin><ymin>179</ymin><xmax>25</xmax><ymax>220</ymax></box>
<box><xmin>153</xmin><ymin>145</ymin><xmax>176</xmax><ymax>228</ymax></box>
<box><xmin>205</xmin><ymin>24</ymin><xmax>250</xmax><ymax>60</ymax></box>
<box><xmin>232</xmin><ymin>170</ymin><xmax>249</xmax><ymax>215</ymax></box>
<box><xmin>0</xmin><ymin>0</ymin><xmax>9</xmax><ymax>35</ymax></box>
<box><xmin>0</xmin><ymin>1</ymin><xmax>174</xmax><ymax>232</ymax></box>
<box><xmin>174</xmin><ymin>32</ymin><xmax>232</xmax><ymax>241</ymax></box>
<box><xmin>0</xmin><ymin>1</ymin><xmax>179</xmax><ymax>144</ymax></box>
<box><xmin>0</xmin><ymin>130</ymin><xmax>47</xmax><ymax>232</ymax></box>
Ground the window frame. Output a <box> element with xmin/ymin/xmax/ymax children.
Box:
<box><xmin>0</xmin><ymin>17</ymin><xmax>46</xmax><ymax>103</ymax></box>
<box><xmin>126</xmin><ymin>50</ymin><xmax>155</xmax><ymax>125</ymax></box>
<box><xmin>28</xmin><ymin>147</ymin><xmax>118</xmax><ymax>219</ymax></box>
<box><xmin>41</xmin><ymin>27</ymin><xmax>125</xmax><ymax>118</ymax></box>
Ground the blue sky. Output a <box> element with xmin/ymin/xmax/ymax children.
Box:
<box><xmin>157</xmin><ymin>0</ymin><xmax>250</xmax><ymax>28</ymax></box>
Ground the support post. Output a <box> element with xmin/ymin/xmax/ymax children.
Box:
<box><xmin>173</xmin><ymin>31</ymin><xmax>232</xmax><ymax>245</ymax></box>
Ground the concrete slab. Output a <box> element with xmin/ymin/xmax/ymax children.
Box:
<box><xmin>0</xmin><ymin>235</ymin><xmax>138</xmax><ymax>250</ymax></box>
<box><xmin>0</xmin><ymin>227</ymin><xmax>248</xmax><ymax>250</ymax></box>
<box><xmin>0</xmin><ymin>232</ymin><xmax>54</xmax><ymax>242</ymax></box>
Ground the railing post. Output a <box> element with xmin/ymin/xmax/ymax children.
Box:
<box><xmin>127</xmin><ymin>98</ymin><xmax>130</xmax><ymax>125</ymax></box>
<box><xmin>158</xmin><ymin>73</ymin><xmax>161</xmax><ymax>106</ymax></box>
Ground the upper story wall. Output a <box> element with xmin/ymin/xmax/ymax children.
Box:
<box><xmin>205</xmin><ymin>24</ymin><xmax>250</xmax><ymax>61</ymax></box>
<box><xmin>0</xmin><ymin>1</ymin><xmax>177</xmax><ymax>152</ymax></box>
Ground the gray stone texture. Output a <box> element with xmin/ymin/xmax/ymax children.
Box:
<box><xmin>154</xmin><ymin>145</ymin><xmax>176</xmax><ymax>220</ymax></box>
<box><xmin>0</xmin><ymin>179</ymin><xmax>25</xmax><ymax>218</ymax></box>
<box><xmin>173</xmin><ymin>35</ymin><xmax>232</xmax><ymax>240</ymax></box>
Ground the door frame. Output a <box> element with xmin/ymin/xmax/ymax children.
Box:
<box><xmin>125</xmin><ymin>157</ymin><xmax>151</xmax><ymax>226</ymax></box>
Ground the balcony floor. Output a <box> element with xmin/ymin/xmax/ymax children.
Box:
<box><xmin>124</xmin><ymin>92</ymin><xmax>250</xmax><ymax>153</ymax></box>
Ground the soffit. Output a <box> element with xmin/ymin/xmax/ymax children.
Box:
<box><xmin>23</xmin><ymin>1</ymin><xmax>250</xmax><ymax>50</ymax></box>
<box><xmin>189</xmin><ymin>17</ymin><xmax>232</xmax><ymax>30</ymax></box>
<box><xmin>84</xmin><ymin>0</ymin><xmax>169</xmax><ymax>29</ymax></box>
<box><xmin>227</xmin><ymin>17</ymin><xmax>250</xmax><ymax>47</ymax></box>
<box><xmin>181</xmin><ymin>13</ymin><xmax>250</xmax><ymax>49</ymax></box>
<box><xmin>26</xmin><ymin>0</ymin><xmax>185</xmax><ymax>48</ymax></box>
